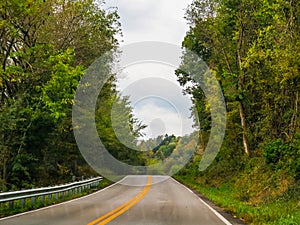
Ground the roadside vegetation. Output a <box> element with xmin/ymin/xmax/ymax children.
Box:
<box><xmin>0</xmin><ymin>0</ymin><xmax>146</xmax><ymax>191</ymax></box>
<box><xmin>174</xmin><ymin>0</ymin><xmax>300</xmax><ymax>224</ymax></box>
<box><xmin>175</xmin><ymin>154</ymin><xmax>300</xmax><ymax>225</ymax></box>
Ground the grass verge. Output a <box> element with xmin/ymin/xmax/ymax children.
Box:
<box><xmin>174</xmin><ymin>175</ymin><xmax>300</xmax><ymax>225</ymax></box>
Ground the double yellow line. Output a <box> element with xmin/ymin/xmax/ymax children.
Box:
<box><xmin>87</xmin><ymin>176</ymin><xmax>152</xmax><ymax>225</ymax></box>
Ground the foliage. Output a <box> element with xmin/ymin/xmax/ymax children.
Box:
<box><xmin>175</xmin><ymin>175</ymin><xmax>300</xmax><ymax>225</ymax></box>
<box><xmin>175</xmin><ymin>0</ymin><xmax>300</xmax><ymax>223</ymax></box>
<box><xmin>0</xmin><ymin>0</ymin><xmax>122</xmax><ymax>190</ymax></box>
<box><xmin>263</xmin><ymin>135</ymin><xmax>300</xmax><ymax>176</ymax></box>
<box><xmin>151</xmin><ymin>134</ymin><xmax>178</xmax><ymax>159</ymax></box>
<box><xmin>95</xmin><ymin>83</ymin><xmax>146</xmax><ymax>166</ymax></box>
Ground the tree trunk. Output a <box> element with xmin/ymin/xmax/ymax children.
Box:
<box><xmin>238</xmin><ymin>101</ymin><xmax>250</xmax><ymax>155</ymax></box>
<box><xmin>198</xmin><ymin>128</ymin><xmax>206</xmax><ymax>153</ymax></box>
<box><xmin>290</xmin><ymin>91</ymin><xmax>299</xmax><ymax>135</ymax></box>
<box><xmin>237</xmin><ymin>21</ymin><xmax>250</xmax><ymax>156</ymax></box>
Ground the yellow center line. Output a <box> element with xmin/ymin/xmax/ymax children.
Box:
<box><xmin>87</xmin><ymin>176</ymin><xmax>152</xmax><ymax>225</ymax></box>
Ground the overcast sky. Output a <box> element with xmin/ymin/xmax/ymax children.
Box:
<box><xmin>105</xmin><ymin>0</ymin><xmax>193</xmax><ymax>45</ymax></box>
<box><xmin>104</xmin><ymin>0</ymin><xmax>195</xmax><ymax>139</ymax></box>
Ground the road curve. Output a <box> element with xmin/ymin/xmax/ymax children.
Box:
<box><xmin>0</xmin><ymin>176</ymin><xmax>232</xmax><ymax>225</ymax></box>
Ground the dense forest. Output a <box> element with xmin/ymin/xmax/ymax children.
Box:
<box><xmin>0</xmin><ymin>0</ymin><xmax>146</xmax><ymax>190</ymax></box>
<box><xmin>175</xmin><ymin>0</ymin><xmax>300</xmax><ymax>224</ymax></box>
<box><xmin>140</xmin><ymin>134</ymin><xmax>197</xmax><ymax>175</ymax></box>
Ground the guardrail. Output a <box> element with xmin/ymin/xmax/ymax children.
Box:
<box><xmin>0</xmin><ymin>177</ymin><xmax>102</xmax><ymax>209</ymax></box>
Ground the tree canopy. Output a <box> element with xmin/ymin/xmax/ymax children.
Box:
<box><xmin>0</xmin><ymin>0</ymin><xmax>130</xmax><ymax>190</ymax></box>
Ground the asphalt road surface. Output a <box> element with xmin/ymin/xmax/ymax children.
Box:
<box><xmin>0</xmin><ymin>176</ymin><xmax>233</xmax><ymax>225</ymax></box>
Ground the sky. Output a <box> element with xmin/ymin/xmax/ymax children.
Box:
<box><xmin>104</xmin><ymin>0</ymin><xmax>193</xmax><ymax>45</ymax></box>
<box><xmin>104</xmin><ymin>0</ymin><xmax>195</xmax><ymax>140</ymax></box>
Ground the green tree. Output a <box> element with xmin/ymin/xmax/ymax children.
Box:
<box><xmin>178</xmin><ymin>0</ymin><xmax>300</xmax><ymax>157</ymax></box>
<box><xmin>0</xmin><ymin>0</ymin><xmax>121</xmax><ymax>189</ymax></box>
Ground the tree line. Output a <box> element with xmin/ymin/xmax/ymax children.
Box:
<box><xmin>174</xmin><ymin>2</ymin><xmax>300</xmax><ymax>221</ymax></box>
<box><xmin>0</xmin><ymin>0</ymin><xmax>145</xmax><ymax>191</ymax></box>
<box><xmin>177</xmin><ymin>0</ymin><xmax>300</xmax><ymax>175</ymax></box>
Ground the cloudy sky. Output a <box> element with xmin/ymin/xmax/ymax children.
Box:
<box><xmin>105</xmin><ymin>0</ymin><xmax>193</xmax><ymax>45</ymax></box>
<box><xmin>105</xmin><ymin>0</ymin><xmax>195</xmax><ymax>139</ymax></box>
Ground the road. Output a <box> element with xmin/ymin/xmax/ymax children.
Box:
<box><xmin>0</xmin><ymin>176</ymin><xmax>232</xmax><ymax>225</ymax></box>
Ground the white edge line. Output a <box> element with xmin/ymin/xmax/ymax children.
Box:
<box><xmin>0</xmin><ymin>176</ymin><xmax>128</xmax><ymax>221</ymax></box>
<box><xmin>171</xmin><ymin>177</ymin><xmax>232</xmax><ymax>225</ymax></box>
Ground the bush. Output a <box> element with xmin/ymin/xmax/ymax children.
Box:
<box><xmin>263</xmin><ymin>139</ymin><xmax>287</xmax><ymax>167</ymax></box>
<box><xmin>263</xmin><ymin>135</ymin><xmax>300</xmax><ymax>177</ymax></box>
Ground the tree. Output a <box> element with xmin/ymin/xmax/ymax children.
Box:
<box><xmin>0</xmin><ymin>0</ymin><xmax>121</xmax><ymax>189</ymax></box>
<box><xmin>178</xmin><ymin>0</ymin><xmax>300</xmax><ymax>158</ymax></box>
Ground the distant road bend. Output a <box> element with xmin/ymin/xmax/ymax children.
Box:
<box><xmin>0</xmin><ymin>176</ymin><xmax>233</xmax><ymax>225</ymax></box>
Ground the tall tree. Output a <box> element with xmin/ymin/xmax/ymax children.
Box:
<box><xmin>178</xmin><ymin>0</ymin><xmax>300</xmax><ymax>158</ymax></box>
<box><xmin>0</xmin><ymin>0</ymin><xmax>121</xmax><ymax>189</ymax></box>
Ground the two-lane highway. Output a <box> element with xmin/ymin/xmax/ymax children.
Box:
<box><xmin>0</xmin><ymin>176</ymin><xmax>232</xmax><ymax>225</ymax></box>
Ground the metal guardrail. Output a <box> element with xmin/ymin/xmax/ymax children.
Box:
<box><xmin>0</xmin><ymin>177</ymin><xmax>102</xmax><ymax>208</ymax></box>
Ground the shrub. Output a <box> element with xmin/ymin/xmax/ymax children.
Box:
<box><xmin>263</xmin><ymin>135</ymin><xmax>300</xmax><ymax>177</ymax></box>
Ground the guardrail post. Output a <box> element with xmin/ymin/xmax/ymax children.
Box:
<box><xmin>21</xmin><ymin>198</ymin><xmax>25</xmax><ymax>208</ymax></box>
<box><xmin>31</xmin><ymin>196</ymin><xmax>36</xmax><ymax>205</ymax></box>
<box><xmin>48</xmin><ymin>193</ymin><xmax>52</xmax><ymax>201</ymax></box>
<box><xmin>9</xmin><ymin>200</ymin><xmax>14</xmax><ymax>209</ymax></box>
<box><xmin>40</xmin><ymin>195</ymin><xmax>45</xmax><ymax>204</ymax></box>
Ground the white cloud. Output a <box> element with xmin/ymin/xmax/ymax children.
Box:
<box><xmin>133</xmin><ymin>100</ymin><xmax>195</xmax><ymax>139</ymax></box>
<box><xmin>105</xmin><ymin>0</ymin><xmax>193</xmax><ymax>45</ymax></box>
<box><xmin>117</xmin><ymin>63</ymin><xmax>193</xmax><ymax>118</ymax></box>
<box><xmin>104</xmin><ymin>0</ymin><xmax>196</xmax><ymax>139</ymax></box>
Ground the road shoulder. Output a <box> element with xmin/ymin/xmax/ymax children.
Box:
<box><xmin>172</xmin><ymin>177</ymin><xmax>246</xmax><ymax>225</ymax></box>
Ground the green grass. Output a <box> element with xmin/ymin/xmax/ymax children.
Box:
<box><xmin>0</xmin><ymin>178</ymin><xmax>113</xmax><ymax>218</ymax></box>
<box><xmin>174</xmin><ymin>175</ymin><xmax>300</xmax><ymax>225</ymax></box>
